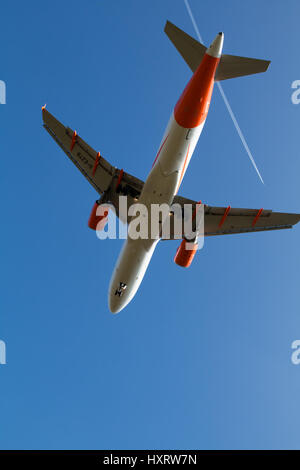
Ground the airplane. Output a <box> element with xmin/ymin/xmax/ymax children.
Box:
<box><xmin>42</xmin><ymin>21</ymin><xmax>300</xmax><ymax>313</ymax></box>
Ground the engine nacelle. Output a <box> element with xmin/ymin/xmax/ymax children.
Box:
<box><xmin>174</xmin><ymin>239</ymin><xmax>198</xmax><ymax>268</ymax></box>
<box><xmin>88</xmin><ymin>202</ymin><xmax>109</xmax><ymax>231</ymax></box>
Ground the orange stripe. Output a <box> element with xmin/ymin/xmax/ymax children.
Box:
<box><xmin>92</xmin><ymin>152</ymin><xmax>101</xmax><ymax>176</ymax></box>
<box><xmin>219</xmin><ymin>206</ymin><xmax>231</xmax><ymax>228</ymax></box>
<box><xmin>192</xmin><ymin>200</ymin><xmax>202</xmax><ymax>220</ymax></box>
<box><xmin>116</xmin><ymin>169</ymin><xmax>124</xmax><ymax>190</ymax></box>
<box><xmin>152</xmin><ymin>134</ymin><xmax>169</xmax><ymax>168</ymax></box>
<box><xmin>174</xmin><ymin>54</ymin><xmax>220</xmax><ymax>128</ymax></box>
<box><xmin>176</xmin><ymin>144</ymin><xmax>190</xmax><ymax>194</ymax></box>
<box><xmin>70</xmin><ymin>130</ymin><xmax>77</xmax><ymax>151</ymax></box>
<box><xmin>252</xmin><ymin>208</ymin><xmax>263</xmax><ymax>227</ymax></box>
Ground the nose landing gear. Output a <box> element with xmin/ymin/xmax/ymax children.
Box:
<box><xmin>115</xmin><ymin>282</ymin><xmax>127</xmax><ymax>297</ymax></box>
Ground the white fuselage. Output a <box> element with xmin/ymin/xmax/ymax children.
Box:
<box><xmin>108</xmin><ymin>32</ymin><xmax>224</xmax><ymax>313</ymax></box>
<box><xmin>108</xmin><ymin>115</ymin><xmax>204</xmax><ymax>313</ymax></box>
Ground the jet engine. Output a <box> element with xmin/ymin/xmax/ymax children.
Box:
<box><xmin>88</xmin><ymin>201</ymin><xmax>109</xmax><ymax>231</ymax></box>
<box><xmin>174</xmin><ymin>239</ymin><xmax>198</xmax><ymax>268</ymax></box>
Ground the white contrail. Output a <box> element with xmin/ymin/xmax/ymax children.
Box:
<box><xmin>183</xmin><ymin>0</ymin><xmax>264</xmax><ymax>184</ymax></box>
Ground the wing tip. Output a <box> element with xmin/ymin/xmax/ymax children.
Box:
<box><xmin>41</xmin><ymin>104</ymin><xmax>48</xmax><ymax>124</ymax></box>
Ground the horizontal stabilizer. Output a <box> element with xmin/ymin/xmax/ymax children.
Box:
<box><xmin>164</xmin><ymin>20</ymin><xmax>270</xmax><ymax>80</ymax></box>
<box><xmin>215</xmin><ymin>54</ymin><xmax>270</xmax><ymax>81</ymax></box>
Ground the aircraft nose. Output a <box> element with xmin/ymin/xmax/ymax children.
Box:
<box><xmin>108</xmin><ymin>293</ymin><xmax>124</xmax><ymax>314</ymax></box>
<box><xmin>108</xmin><ymin>284</ymin><xmax>131</xmax><ymax>314</ymax></box>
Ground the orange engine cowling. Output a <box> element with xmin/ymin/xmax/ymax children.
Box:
<box><xmin>88</xmin><ymin>202</ymin><xmax>109</xmax><ymax>231</ymax></box>
<box><xmin>174</xmin><ymin>239</ymin><xmax>198</xmax><ymax>268</ymax></box>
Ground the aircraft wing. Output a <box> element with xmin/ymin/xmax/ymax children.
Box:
<box><xmin>42</xmin><ymin>108</ymin><xmax>300</xmax><ymax>236</ymax></box>
<box><xmin>42</xmin><ymin>108</ymin><xmax>144</xmax><ymax>197</ymax></box>
<box><xmin>163</xmin><ymin>195</ymin><xmax>300</xmax><ymax>239</ymax></box>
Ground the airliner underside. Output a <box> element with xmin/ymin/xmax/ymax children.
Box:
<box><xmin>42</xmin><ymin>21</ymin><xmax>300</xmax><ymax>313</ymax></box>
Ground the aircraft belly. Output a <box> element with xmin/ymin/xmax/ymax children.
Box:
<box><xmin>108</xmin><ymin>237</ymin><xmax>159</xmax><ymax>313</ymax></box>
<box><xmin>141</xmin><ymin>114</ymin><xmax>204</xmax><ymax>206</ymax></box>
<box><xmin>108</xmin><ymin>114</ymin><xmax>204</xmax><ymax>313</ymax></box>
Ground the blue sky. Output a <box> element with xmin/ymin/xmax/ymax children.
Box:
<box><xmin>1</xmin><ymin>0</ymin><xmax>300</xmax><ymax>450</ymax></box>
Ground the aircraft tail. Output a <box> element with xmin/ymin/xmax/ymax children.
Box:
<box><xmin>164</xmin><ymin>20</ymin><xmax>270</xmax><ymax>80</ymax></box>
